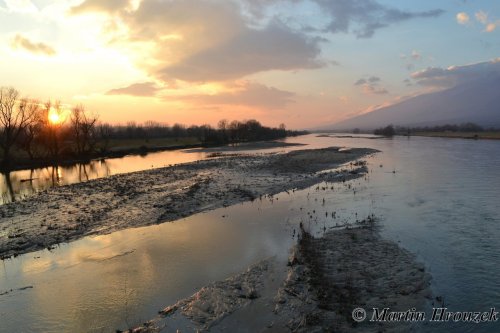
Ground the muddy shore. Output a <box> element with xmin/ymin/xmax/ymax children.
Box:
<box><xmin>0</xmin><ymin>146</ymin><xmax>376</xmax><ymax>259</ymax></box>
<box><xmin>125</xmin><ymin>225</ymin><xmax>432</xmax><ymax>333</ymax></box>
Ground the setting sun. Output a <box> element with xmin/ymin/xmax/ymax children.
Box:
<box><xmin>48</xmin><ymin>109</ymin><xmax>62</xmax><ymax>125</ymax></box>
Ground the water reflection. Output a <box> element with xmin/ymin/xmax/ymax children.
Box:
<box><xmin>0</xmin><ymin>150</ymin><xmax>206</xmax><ymax>204</ymax></box>
<box><xmin>1</xmin><ymin>171</ymin><xmax>16</xmax><ymax>203</ymax></box>
<box><xmin>0</xmin><ymin>135</ymin><xmax>356</xmax><ymax>204</ymax></box>
<box><xmin>0</xmin><ymin>162</ymin><xmax>109</xmax><ymax>203</ymax></box>
<box><xmin>0</xmin><ymin>195</ymin><xmax>305</xmax><ymax>332</ymax></box>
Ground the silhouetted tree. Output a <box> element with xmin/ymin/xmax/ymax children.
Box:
<box><xmin>0</xmin><ymin>87</ymin><xmax>38</xmax><ymax>167</ymax></box>
<box><xmin>70</xmin><ymin>105</ymin><xmax>98</xmax><ymax>156</ymax></box>
<box><xmin>374</xmin><ymin>125</ymin><xmax>395</xmax><ymax>137</ymax></box>
<box><xmin>17</xmin><ymin>99</ymin><xmax>44</xmax><ymax>160</ymax></box>
<box><xmin>42</xmin><ymin>100</ymin><xmax>66</xmax><ymax>159</ymax></box>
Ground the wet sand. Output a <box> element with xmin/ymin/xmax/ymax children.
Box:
<box><xmin>0</xmin><ymin>147</ymin><xmax>376</xmax><ymax>259</ymax></box>
<box><xmin>125</xmin><ymin>225</ymin><xmax>432</xmax><ymax>333</ymax></box>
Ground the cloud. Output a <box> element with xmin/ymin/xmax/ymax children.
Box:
<box><xmin>178</xmin><ymin>82</ymin><xmax>295</xmax><ymax>109</ymax></box>
<box><xmin>71</xmin><ymin>0</ymin><xmax>324</xmax><ymax>83</ymax></box>
<box><xmin>456</xmin><ymin>12</ymin><xmax>470</xmax><ymax>25</ymax></box>
<box><xmin>10</xmin><ymin>34</ymin><xmax>56</xmax><ymax>56</ymax></box>
<box><xmin>69</xmin><ymin>0</ymin><xmax>441</xmax><ymax>85</ymax></box>
<box><xmin>411</xmin><ymin>58</ymin><xmax>500</xmax><ymax>88</ymax></box>
<box><xmin>474</xmin><ymin>10</ymin><xmax>499</xmax><ymax>32</ymax></box>
<box><xmin>159</xmin><ymin>21</ymin><xmax>323</xmax><ymax>82</ymax></box>
<box><xmin>3</xmin><ymin>0</ymin><xmax>37</xmax><ymax>13</ymax></box>
<box><xmin>70</xmin><ymin>0</ymin><xmax>131</xmax><ymax>14</ymax></box>
<box><xmin>354</xmin><ymin>78</ymin><xmax>366</xmax><ymax>86</ymax></box>
<box><xmin>485</xmin><ymin>22</ymin><xmax>497</xmax><ymax>32</ymax></box>
<box><xmin>400</xmin><ymin>50</ymin><xmax>427</xmax><ymax>71</ymax></box>
<box><xmin>106</xmin><ymin>82</ymin><xmax>160</xmax><ymax>97</ymax></box>
<box><xmin>313</xmin><ymin>0</ymin><xmax>444</xmax><ymax>38</ymax></box>
<box><xmin>354</xmin><ymin>75</ymin><xmax>388</xmax><ymax>94</ymax></box>
<box><xmin>411</xmin><ymin>50</ymin><xmax>421</xmax><ymax>60</ymax></box>
<box><xmin>475</xmin><ymin>10</ymin><xmax>488</xmax><ymax>25</ymax></box>
<box><xmin>362</xmin><ymin>85</ymin><xmax>388</xmax><ymax>95</ymax></box>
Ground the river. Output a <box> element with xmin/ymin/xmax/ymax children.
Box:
<box><xmin>1</xmin><ymin>134</ymin><xmax>499</xmax><ymax>332</ymax></box>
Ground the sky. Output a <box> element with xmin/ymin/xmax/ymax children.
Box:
<box><xmin>1</xmin><ymin>0</ymin><xmax>499</xmax><ymax>129</ymax></box>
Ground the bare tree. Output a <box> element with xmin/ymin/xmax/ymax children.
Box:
<box><xmin>70</xmin><ymin>104</ymin><xmax>98</xmax><ymax>156</ymax></box>
<box><xmin>0</xmin><ymin>87</ymin><xmax>38</xmax><ymax>167</ymax></box>
<box><xmin>97</xmin><ymin>122</ymin><xmax>113</xmax><ymax>152</ymax></box>
<box><xmin>217</xmin><ymin>119</ymin><xmax>228</xmax><ymax>142</ymax></box>
<box><xmin>42</xmin><ymin>100</ymin><xmax>65</xmax><ymax>159</ymax></box>
<box><xmin>17</xmin><ymin>98</ymin><xmax>43</xmax><ymax>160</ymax></box>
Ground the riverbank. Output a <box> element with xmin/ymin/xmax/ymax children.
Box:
<box><xmin>411</xmin><ymin>132</ymin><xmax>500</xmax><ymax>140</ymax></box>
<box><xmin>125</xmin><ymin>225</ymin><xmax>432</xmax><ymax>333</ymax></box>
<box><xmin>0</xmin><ymin>146</ymin><xmax>377</xmax><ymax>259</ymax></box>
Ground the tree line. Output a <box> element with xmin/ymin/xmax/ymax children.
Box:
<box><xmin>372</xmin><ymin>123</ymin><xmax>493</xmax><ymax>137</ymax></box>
<box><xmin>0</xmin><ymin>86</ymin><xmax>306</xmax><ymax>170</ymax></box>
<box><xmin>97</xmin><ymin>119</ymin><xmax>299</xmax><ymax>143</ymax></box>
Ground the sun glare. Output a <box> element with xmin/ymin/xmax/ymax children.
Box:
<box><xmin>48</xmin><ymin>109</ymin><xmax>62</xmax><ymax>125</ymax></box>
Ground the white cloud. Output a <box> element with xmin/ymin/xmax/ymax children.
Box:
<box><xmin>456</xmin><ymin>12</ymin><xmax>470</xmax><ymax>25</ymax></box>
<box><xmin>4</xmin><ymin>0</ymin><xmax>37</xmax><ymax>13</ymax></box>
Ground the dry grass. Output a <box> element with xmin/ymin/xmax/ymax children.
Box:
<box><xmin>103</xmin><ymin>137</ymin><xmax>201</xmax><ymax>151</ymax></box>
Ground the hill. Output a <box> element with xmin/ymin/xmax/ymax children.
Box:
<box><xmin>329</xmin><ymin>73</ymin><xmax>500</xmax><ymax>131</ymax></box>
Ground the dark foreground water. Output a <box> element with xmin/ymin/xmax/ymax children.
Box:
<box><xmin>1</xmin><ymin>134</ymin><xmax>499</xmax><ymax>332</ymax></box>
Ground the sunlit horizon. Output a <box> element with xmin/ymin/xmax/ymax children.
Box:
<box><xmin>1</xmin><ymin>0</ymin><xmax>500</xmax><ymax>129</ymax></box>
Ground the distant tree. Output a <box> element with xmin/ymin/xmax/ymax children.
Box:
<box><xmin>42</xmin><ymin>100</ymin><xmax>65</xmax><ymax>159</ymax></box>
<box><xmin>0</xmin><ymin>87</ymin><xmax>38</xmax><ymax>167</ymax></box>
<box><xmin>374</xmin><ymin>125</ymin><xmax>395</xmax><ymax>137</ymax></box>
<box><xmin>279</xmin><ymin>123</ymin><xmax>286</xmax><ymax>136</ymax></box>
<box><xmin>228</xmin><ymin>120</ymin><xmax>240</xmax><ymax>142</ymax></box>
<box><xmin>70</xmin><ymin>105</ymin><xmax>98</xmax><ymax>156</ymax></box>
<box><xmin>97</xmin><ymin>122</ymin><xmax>113</xmax><ymax>152</ymax></box>
<box><xmin>246</xmin><ymin>119</ymin><xmax>262</xmax><ymax>141</ymax></box>
<box><xmin>17</xmin><ymin>98</ymin><xmax>44</xmax><ymax>160</ymax></box>
<box><xmin>459</xmin><ymin>122</ymin><xmax>483</xmax><ymax>132</ymax></box>
<box><xmin>218</xmin><ymin>119</ymin><xmax>229</xmax><ymax>142</ymax></box>
<box><xmin>353</xmin><ymin>128</ymin><xmax>360</xmax><ymax>134</ymax></box>
<box><xmin>171</xmin><ymin>123</ymin><xmax>185</xmax><ymax>139</ymax></box>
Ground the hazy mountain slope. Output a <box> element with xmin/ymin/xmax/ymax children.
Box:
<box><xmin>330</xmin><ymin>74</ymin><xmax>500</xmax><ymax>130</ymax></box>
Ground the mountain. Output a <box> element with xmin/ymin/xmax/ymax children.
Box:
<box><xmin>328</xmin><ymin>74</ymin><xmax>500</xmax><ymax>130</ymax></box>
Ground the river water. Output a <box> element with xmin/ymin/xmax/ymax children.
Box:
<box><xmin>1</xmin><ymin>134</ymin><xmax>499</xmax><ymax>332</ymax></box>
<box><xmin>0</xmin><ymin>150</ymin><xmax>207</xmax><ymax>204</ymax></box>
